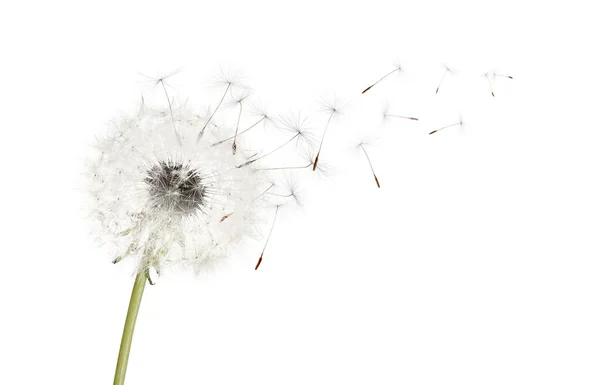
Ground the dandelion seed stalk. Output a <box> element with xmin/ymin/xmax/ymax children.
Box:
<box><xmin>114</xmin><ymin>272</ymin><xmax>147</xmax><ymax>385</ymax></box>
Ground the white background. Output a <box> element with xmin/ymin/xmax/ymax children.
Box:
<box><xmin>1</xmin><ymin>1</ymin><xmax>599</xmax><ymax>384</ymax></box>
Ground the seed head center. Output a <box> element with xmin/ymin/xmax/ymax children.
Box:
<box><xmin>145</xmin><ymin>161</ymin><xmax>206</xmax><ymax>214</ymax></box>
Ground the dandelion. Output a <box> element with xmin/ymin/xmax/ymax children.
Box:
<box><xmin>86</xmin><ymin>71</ymin><xmax>302</xmax><ymax>384</ymax></box>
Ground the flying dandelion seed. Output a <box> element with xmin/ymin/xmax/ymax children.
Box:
<box><xmin>435</xmin><ymin>64</ymin><xmax>453</xmax><ymax>95</ymax></box>
<box><xmin>254</xmin><ymin>177</ymin><xmax>302</xmax><ymax>270</ymax></box>
<box><xmin>313</xmin><ymin>98</ymin><xmax>343</xmax><ymax>171</ymax></box>
<box><xmin>382</xmin><ymin>103</ymin><xmax>419</xmax><ymax>122</ymax></box>
<box><xmin>256</xmin><ymin>146</ymin><xmax>328</xmax><ymax>176</ymax></box>
<box><xmin>484</xmin><ymin>72</ymin><xmax>496</xmax><ymax>97</ymax></box>
<box><xmin>484</xmin><ymin>71</ymin><xmax>514</xmax><ymax>97</ymax></box>
<box><xmin>138</xmin><ymin>69</ymin><xmax>184</xmax><ymax>145</ymax></box>
<box><xmin>211</xmin><ymin>104</ymin><xmax>271</xmax><ymax>147</ymax></box>
<box><xmin>362</xmin><ymin>62</ymin><xmax>403</xmax><ymax>94</ymax></box>
<box><xmin>494</xmin><ymin>73</ymin><xmax>514</xmax><ymax>80</ymax></box>
<box><xmin>230</xmin><ymin>91</ymin><xmax>251</xmax><ymax>155</ymax></box>
<box><xmin>354</xmin><ymin>139</ymin><xmax>381</xmax><ymax>188</ymax></box>
<box><xmin>429</xmin><ymin>116</ymin><xmax>464</xmax><ymax>135</ymax></box>
<box><xmin>254</xmin><ymin>205</ymin><xmax>280</xmax><ymax>270</ymax></box>
<box><xmin>196</xmin><ymin>70</ymin><xmax>243</xmax><ymax>143</ymax></box>
<box><xmin>237</xmin><ymin>113</ymin><xmax>315</xmax><ymax>169</ymax></box>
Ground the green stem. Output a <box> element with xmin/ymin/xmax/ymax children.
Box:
<box><xmin>114</xmin><ymin>272</ymin><xmax>147</xmax><ymax>385</ymax></box>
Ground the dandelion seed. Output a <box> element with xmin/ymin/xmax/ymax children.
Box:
<box><xmin>268</xmin><ymin>178</ymin><xmax>303</xmax><ymax>207</ymax></box>
<box><xmin>138</xmin><ymin>69</ymin><xmax>183</xmax><ymax>145</ymax></box>
<box><xmin>278</xmin><ymin>112</ymin><xmax>317</xmax><ymax>151</ymax></box>
<box><xmin>237</xmin><ymin>112</ymin><xmax>314</xmax><ymax>168</ymax></box>
<box><xmin>313</xmin><ymin>98</ymin><xmax>342</xmax><ymax>171</ymax></box>
<box><xmin>382</xmin><ymin>103</ymin><xmax>419</xmax><ymax>122</ymax></box>
<box><xmin>255</xmin><ymin>205</ymin><xmax>280</xmax><ymax>270</ymax></box>
<box><xmin>356</xmin><ymin>140</ymin><xmax>380</xmax><ymax>188</ymax></box>
<box><xmin>230</xmin><ymin>91</ymin><xmax>251</xmax><ymax>155</ymax></box>
<box><xmin>256</xmin><ymin>147</ymin><xmax>329</xmax><ymax>177</ymax></box>
<box><xmin>211</xmin><ymin>105</ymin><xmax>270</xmax><ymax>147</ymax></box>
<box><xmin>362</xmin><ymin>62</ymin><xmax>403</xmax><ymax>94</ymax></box>
<box><xmin>252</xmin><ymin>182</ymin><xmax>275</xmax><ymax>202</ymax></box>
<box><xmin>237</xmin><ymin>132</ymin><xmax>306</xmax><ymax>168</ymax></box>
<box><xmin>488</xmin><ymin>70</ymin><xmax>514</xmax><ymax>80</ymax></box>
<box><xmin>196</xmin><ymin>71</ymin><xmax>240</xmax><ymax>143</ymax></box>
<box><xmin>257</xmin><ymin>162</ymin><xmax>312</xmax><ymax>172</ymax></box>
<box><xmin>484</xmin><ymin>72</ymin><xmax>496</xmax><ymax>97</ymax></box>
<box><xmin>429</xmin><ymin>116</ymin><xmax>464</xmax><ymax>135</ymax></box>
<box><xmin>435</xmin><ymin>64</ymin><xmax>453</xmax><ymax>95</ymax></box>
<box><xmin>484</xmin><ymin>71</ymin><xmax>513</xmax><ymax>97</ymax></box>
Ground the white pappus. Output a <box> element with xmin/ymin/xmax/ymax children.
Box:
<box><xmin>85</xmin><ymin>82</ymin><xmax>283</xmax><ymax>277</ymax></box>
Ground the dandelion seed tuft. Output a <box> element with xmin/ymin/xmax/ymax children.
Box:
<box><xmin>86</xmin><ymin>103</ymin><xmax>267</xmax><ymax>275</ymax></box>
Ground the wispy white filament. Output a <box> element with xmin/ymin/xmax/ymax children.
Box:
<box><xmin>86</xmin><ymin>104</ymin><xmax>266</xmax><ymax>274</ymax></box>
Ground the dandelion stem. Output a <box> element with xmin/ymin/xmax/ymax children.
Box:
<box><xmin>114</xmin><ymin>272</ymin><xmax>147</xmax><ymax>385</ymax></box>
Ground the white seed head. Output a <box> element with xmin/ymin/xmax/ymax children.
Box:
<box><xmin>86</xmin><ymin>105</ymin><xmax>266</xmax><ymax>274</ymax></box>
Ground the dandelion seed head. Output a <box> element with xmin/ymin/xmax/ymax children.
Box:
<box><xmin>86</xmin><ymin>104</ymin><xmax>266</xmax><ymax>274</ymax></box>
